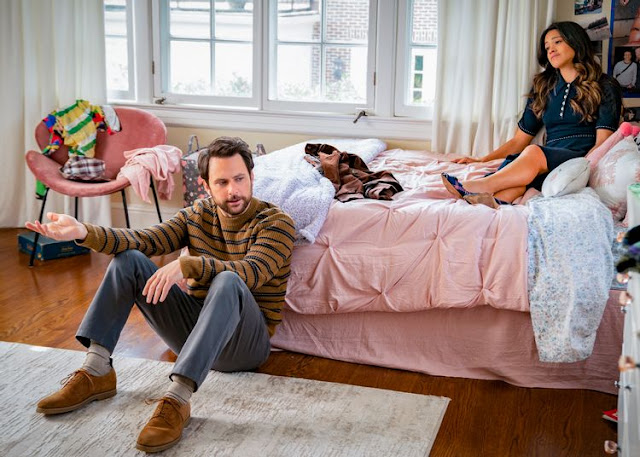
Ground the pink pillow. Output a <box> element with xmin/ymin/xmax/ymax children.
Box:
<box><xmin>585</xmin><ymin>122</ymin><xmax>640</xmax><ymax>172</ymax></box>
<box><xmin>588</xmin><ymin>135</ymin><xmax>640</xmax><ymax>220</ymax></box>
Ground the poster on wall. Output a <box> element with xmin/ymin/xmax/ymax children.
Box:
<box><xmin>575</xmin><ymin>0</ymin><xmax>603</xmax><ymax>15</ymax></box>
<box><xmin>609</xmin><ymin>0</ymin><xmax>640</xmax><ymax>97</ymax></box>
<box><xmin>623</xmin><ymin>106</ymin><xmax>640</xmax><ymax>120</ymax></box>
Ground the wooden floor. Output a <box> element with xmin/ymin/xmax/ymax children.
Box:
<box><xmin>0</xmin><ymin>228</ymin><xmax>617</xmax><ymax>456</ymax></box>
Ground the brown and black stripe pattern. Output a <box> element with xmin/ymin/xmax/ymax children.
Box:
<box><xmin>80</xmin><ymin>197</ymin><xmax>296</xmax><ymax>336</ymax></box>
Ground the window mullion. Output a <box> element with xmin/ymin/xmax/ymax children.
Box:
<box><xmin>132</xmin><ymin>0</ymin><xmax>152</xmax><ymax>103</ymax></box>
<box><xmin>320</xmin><ymin>0</ymin><xmax>326</xmax><ymax>99</ymax></box>
<box><xmin>371</xmin><ymin>0</ymin><xmax>393</xmax><ymax>116</ymax></box>
<box><xmin>265</xmin><ymin>0</ymin><xmax>278</xmax><ymax>107</ymax></box>
<box><xmin>393</xmin><ymin>0</ymin><xmax>410</xmax><ymax>117</ymax></box>
<box><xmin>210</xmin><ymin>1</ymin><xmax>215</xmax><ymax>95</ymax></box>
<box><xmin>255</xmin><ymin>0</ymin><xmax>266</xmax><ymax>109</ymax></box>
<box><xmin>153</xmin><ymin>0</ymin><xmax>168</xmax><ymax>99</ymax></box>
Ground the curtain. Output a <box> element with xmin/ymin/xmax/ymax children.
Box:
<box><xmin>0</xmin><ymin>0</ymin><xmax>111</xmax><ymax>228</ymax></box>
<box><xmin>432</xmin><ymin>0</ymin><xmax>555</xmax><ymax>157</ymax></box>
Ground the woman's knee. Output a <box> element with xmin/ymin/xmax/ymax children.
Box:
<box><xmin>521</xmin><ymin>145</ymin><xmax>545</xmax><ymax>160</ymax></box>
<box><xmin>520</xmin><ymin>145</ymin><xmax>548</xmax><ymax>171</ymax></box>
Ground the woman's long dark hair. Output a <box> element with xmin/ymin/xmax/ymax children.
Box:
<box><xmin>531</xmin><ymin>21</ymin><xmax>602</xmax><ymax>122</ymax></box>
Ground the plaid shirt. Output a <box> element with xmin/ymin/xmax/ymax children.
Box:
<box><xmin>59</xmin><ymin>156</ymin><xmax>109</xmax><ymax>182</ymax></box>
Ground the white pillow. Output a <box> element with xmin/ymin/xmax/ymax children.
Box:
<box><xmin>589</xmin><ymin>135</ymin><xmax>640</xmax><ymax>220</ymax></box>
<box><xmin>541</xmin><ymin>157</ymin><xmax>590</xmax><ymax>198</ymax></box>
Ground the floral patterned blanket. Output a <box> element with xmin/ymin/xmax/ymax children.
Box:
<box><xmin>527</xmin><ymin>188</ymin><xmax>614</xmax><ymax>362</ymax></box>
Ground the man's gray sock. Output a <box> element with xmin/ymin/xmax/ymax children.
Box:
<box><xmin>82</xmin><ymin>341</ymin><xmax>112</xmax><ymax>377</ymax></box>
<box><xmin>165</xmin><ymin>375</ymin><xmax>195</xmax><ymax>405</ymax></box>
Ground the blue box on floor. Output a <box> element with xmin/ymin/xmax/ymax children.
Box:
<box><xmin>18</xmin><ymin>232</ymin><xmax>90</xmax><ymax>261</ymax></box>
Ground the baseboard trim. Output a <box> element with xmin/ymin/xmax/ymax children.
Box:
<box><xmin>111</xmin><ymin>202</ymin><xmax>182</xmax><ymax>229</ymax></box>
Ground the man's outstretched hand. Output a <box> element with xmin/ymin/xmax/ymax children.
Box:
<box><xmin>25</xmin><ymin>212</ymin><xmax>88</xmax><ymax>242</ymax></box>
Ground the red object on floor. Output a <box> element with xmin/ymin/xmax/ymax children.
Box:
<box><xmin>602</xmin><ymin>409</ymin><xmax>618</xmax><ymax>423</ymax></box>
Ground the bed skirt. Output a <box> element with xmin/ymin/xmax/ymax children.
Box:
<box><xmin>271</xmin><ymin>291</ymin><xmax>623</xmax><ymax>394</ymax></box>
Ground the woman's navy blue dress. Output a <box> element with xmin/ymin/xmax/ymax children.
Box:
<box><xmin>498</xmin><ymin>74</ymin><xmax>622</xmax><ymax>190</ymax></box>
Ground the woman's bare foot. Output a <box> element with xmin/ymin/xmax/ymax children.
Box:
<box><xmin>460</xmin><ymin>180</ymin><xmax>489</xmax><ymax>194</ymax></box>
<box><xmin>463</xmin><ymin>193</ymin><xmax>500</xmax><ymax>209</ymax></box>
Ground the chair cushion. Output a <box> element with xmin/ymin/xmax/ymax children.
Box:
<box><xmin>26</xmin><ymin>150</ymin><xmax>130</xmax><ymax>197</ymax></box>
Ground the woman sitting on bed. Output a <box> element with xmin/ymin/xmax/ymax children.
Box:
<box><xmin>441</xmin><ymin>21</ymin><xmax>623</xmax><ymax>208</ymax></box>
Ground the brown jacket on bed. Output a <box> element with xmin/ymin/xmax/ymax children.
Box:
<box><xmin>304</xmin><ymin>143</ymin><xmax>403</xmax><ymax>202</ymax></box>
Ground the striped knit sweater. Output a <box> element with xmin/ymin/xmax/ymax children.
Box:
<box><xmin>79</xmin><ymin>197</ymin><xmax>296</xmax><ymax>336</ymax></box>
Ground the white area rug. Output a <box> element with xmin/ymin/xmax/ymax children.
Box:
<box><xmin>0</xmin><ymin>342</ymin><xmax>449</xmax><ymax>457</ymax></box>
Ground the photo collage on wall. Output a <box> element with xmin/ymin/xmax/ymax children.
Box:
<box><xmin>608</xmin><ymin>0</ymin><xmax>640</xmax><ymax>98</ymax></box>
<box><xmin>575</xmin><ymin>1</ymin><xmax>608</xmax><ymax>72</ymax></box>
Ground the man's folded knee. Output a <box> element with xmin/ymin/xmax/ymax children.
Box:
<box><xmin>114</xmin><ymin>249</ymin><xmax>146</xmax><ymax>260</ymax></box>
<box><xmin>212</xmin><ymin>271</ymin><xmax>243</xmax><ymax>289</ymax></box>
<box><xmin>112</xmin><ymin>250</ymin><xmax>149</xmax><ymax>268</ymax></box>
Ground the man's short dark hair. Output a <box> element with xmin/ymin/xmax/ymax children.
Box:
<box><xmin>198</xmin><ymin>136</ymin><xmax>254</xmax><ymax>182</ymax></box>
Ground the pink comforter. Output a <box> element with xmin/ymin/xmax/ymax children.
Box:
<box><xmin>285</xmin><ymin>149</ymin><xmax>532</xmax><ymax>315</ymax></box>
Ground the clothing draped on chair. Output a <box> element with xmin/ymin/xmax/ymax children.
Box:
<box><xmin>0</xmin><ymin>0</ymin><xmax>110</xmax><ymax>227</ymax></box>
<box><xmin>118</xmin><ymin>146</ymin><xmax>183</xmax><ymax>203</ymax></box>
<box><xmin>432</xmin><ymin>0</ymin><xmax>555</xmax><ymax>158</ymax></box>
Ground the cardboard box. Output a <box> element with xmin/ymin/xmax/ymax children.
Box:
<box><xmin>18</xmin><ymin>232</ymin><xmax>90</xmax><ymax>261</ymax></box>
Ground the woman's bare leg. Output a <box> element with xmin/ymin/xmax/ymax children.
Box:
<box><xmin>461</xmin><ymin>145</ymin><xmax>548</xmax><ymax>194</ymax></box>
<box><xmin>494</xmin><ymin>186</ymin><xmax>527</xmax><ymax>203</ymax></box>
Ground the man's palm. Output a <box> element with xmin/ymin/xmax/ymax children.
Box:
<box><xmin>25</xmin><ymin>212</ymin><xmax>88</xmax><ymax>241</ymax></box>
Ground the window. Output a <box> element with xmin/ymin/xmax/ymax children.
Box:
<box><xmin>104</xmin><ymin>0</ymin><xmax>134</xmax><ymax>100</ymax></box>
<box><xmin>103</xmin><ymin>0</ymin><xmax>438</xmax><ymax>139</ymax></box>
<box><xmin>395</xmin><ymin>0</ymin><xmax>437</xmax><ymax>118</ymax></box>
<box><xmin>157</xmin><ymin>0</ymin><xmax>257</xmax><ymax>106</ymax></box>
<box><xmin>266</xmin><ymin>0</ymin><xmax>375</xmax><ymax>114</ymax></box>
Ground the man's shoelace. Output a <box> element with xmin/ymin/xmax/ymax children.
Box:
<box><xmin>60</xmin><ymin>370</ymin><xmax>85</xmax><ymax>387</ymax></box>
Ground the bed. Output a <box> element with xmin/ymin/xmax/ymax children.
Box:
<box><xmin>261</xmin><ymin>147</ymin><xmax>625</xmax><ymax>395</ymax></box>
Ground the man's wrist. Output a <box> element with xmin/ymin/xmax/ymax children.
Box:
<box><xmin>81</xmin><ymin>227</ymin><xmax>88</xmax><ymax>240</ymax></box>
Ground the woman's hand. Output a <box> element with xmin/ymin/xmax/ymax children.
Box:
<box><xmin>451</xmin><ymin>156</ymin><xmax>482</xmax><ymax>164</ymax></box>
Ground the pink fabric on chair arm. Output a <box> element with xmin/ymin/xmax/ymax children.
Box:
<box><xmin>585</xmin><ymin>122</ymin><xmax>635</xmax><ymax>172</ymax></box>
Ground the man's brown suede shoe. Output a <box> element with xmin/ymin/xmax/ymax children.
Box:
<box><xmin>136</xmin><ymin>397</ymin><xmax>191</xmax><ymax>453</ymax></box>
<box><xmin>36</xmin><ymin>368</ymin><xmax>117</xmax><ymax>415</ymax></box>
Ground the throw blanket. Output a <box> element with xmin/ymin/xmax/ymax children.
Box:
<box><xmin>253</xmin><ymin>139</ymin><xmax>387</xmax><ymax>245</ymax></box>
<box><xmin>527</xmin><ymin>188</ymin><xmax>614</xmax><ymax>362</ymax></box>
<box><xmin>118</xmin><ymin>145</ymin><xmax>182</xmax><ymax>202</ymax></box>
<box><xmin>304</xmin><ymin>143</ymin><xmax>403</xmax><ymax>202</ymax></box>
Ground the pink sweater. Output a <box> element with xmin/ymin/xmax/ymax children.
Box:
<box><xmin>118</xmin><ymin>145</ymin><xmax>182</xmax><ymax>202</ymax></box>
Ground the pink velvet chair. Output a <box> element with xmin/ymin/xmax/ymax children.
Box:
<box><xmin>25</xmin><ymin>107</ymin><xmax>168</xmax><ymax>266</ymax></box>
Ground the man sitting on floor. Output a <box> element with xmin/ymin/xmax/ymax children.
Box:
<box><xmin>25</xmin><ymin>137</ymin><xmax>295</xmax><ymax>453</ymax></box>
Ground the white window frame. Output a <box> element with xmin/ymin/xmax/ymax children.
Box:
<box><xmin>153</xmin><ymin>0</ymin><xmax>261</xmax><ymax>108</ymax></box>
<box><xmin>263</xmin><ymin>0</ymin><xmax>377</xmax><ymax>115</ymax></box>
<box><xmin>105</xmin><ymin>0</ymin><xmax>135</xmax><ymax>101</ymax></box>
<box><xmin>394</xmin><ymin>0</ymin><xmax>435</xmax><ymax>119</ymax></box>
<box><xmin>112</xmin><ymin>0</ymin><xmax>435</xmax><ymax>140</ymax></box>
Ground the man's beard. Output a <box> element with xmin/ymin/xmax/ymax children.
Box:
<box><xmin>217</xmin><ymin>195</ymin><xmax>251</xmax><ymax>216</ymax></box>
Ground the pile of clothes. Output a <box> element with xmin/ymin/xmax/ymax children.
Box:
<box><xmin>37</xmin><ymin>100</ymin><xmax>121</xmax><ymax>196</ymax></box>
